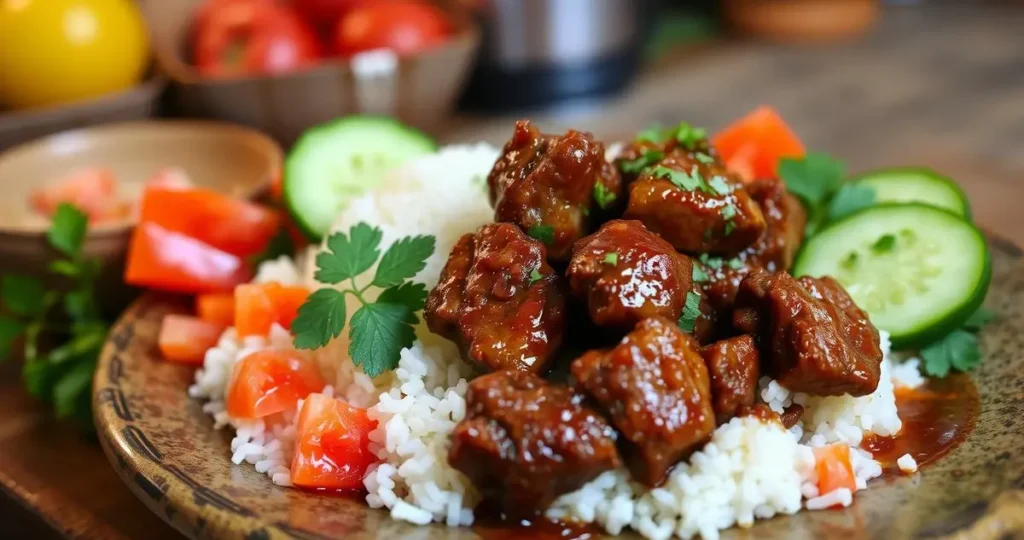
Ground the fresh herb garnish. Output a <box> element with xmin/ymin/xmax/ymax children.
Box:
<box><xmin>0</xmin><ymin>203</ymin><xmax>107</xmax><ymax>429</ymax></box>
<box><xmin>651</xmin><ymin>165</ymin><xmax>710</xmax><ymax>193</ymax></box>
<box><xmin>708</xmin><ymin>175</ymin><xmax>732</xmax><ymax>196</ymax></box>
<box><xmin>721</xmin><ymin>203</ymin><xmax>737</xmax><ymax>220</ymax></box>
<box><xmin>636</xmin><ymin>124</ymin><xmax>667</xmax><ymax>144</ymax></box>
<box><xmin>920</xmin><ymin>306</ymin><xmax>994</xmax><ymax>377</ymax></box>
<box><xmin>871</xmin><ymin>234</ymin><xmax>896</xmax><ymax>253</ymax></box>
<box><xmin>692</xmin><ymin>264</ymin><xmax>709</xmax><ymax>283</ymax></box>
<box><xmin>620</xmin><ymin>149</ymin><xmax>664</xmax><ymax>174</ymax></box>
<box><xmin>779</xmin><ymin>153</ymin><xmax>865</xmax><ymax>235</ymax></box>
<box><xmin>695</xmin><ymin>152</ymin><xmax>715</xmax><ymax>165</ymax></box>
<box><xmin>826</xmin><ymin>183</ymin><xmax>876</xmax><ymax>222</ymax></box>
<box><xmin>698</xmin><ymin>253</ymin><xmax>723</xmax><ymax>269</ymax></box>
<box><xmin>724</xmin><ymin>222</ymin><xmax>736</xmax><ymax>236</ymax></box>
<box><xmin>529</xmin><ymin>268</ymin><xmax>543</xmax><ymax>284</ymax></box>
<box><xmin>678</xmin><ymin>291</ymin><xmax>702</xmax><ymax>333</ymax></box>
<box><xmin>727</xmin><ymin>257</ymin><xmax>744</xmax><ymax>270</ymax></box>
<box><xmin>291</xmin><ymin>223</ymin><xmax>434</xmax><ymax>378</ymax></box>
<box><xmin>603</xmin><ymin>253</ymin><xmax>618</xmax><ymax>266</ymax></box>
<box><xmin>527</xmin><ymin>225</ymin><xmax>555</xmax><ymax>245</ymax></box>
<box><xmin>593</xmin><ymin>183</ymin><xmax>617</xmax><ymax>210</ymax></box>
<box><xmin>674</xmin><ymin>122</ymin><xmax>707</xmax><ymax>149</ymax></box>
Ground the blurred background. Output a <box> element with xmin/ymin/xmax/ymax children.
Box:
<box><xmin>2</xmin><ymin>0</ymin><xmax>1024</xmax><ymax>537</ymax></box>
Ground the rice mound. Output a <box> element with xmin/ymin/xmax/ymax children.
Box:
<box><xmin>188</xmin><ymin>143</ymin><xmax>927</xmax><ymax>540</ymax></box>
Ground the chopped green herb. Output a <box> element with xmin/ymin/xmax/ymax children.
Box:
<box><xmin>692</xmin><ymin>264</ymin><xmax>709</xmax><ymax>283</ymax></box>
<box><xmin>651</xmin><ymin>165</ymin><xmax>709</xmax><ymax>193</ymax></box>
<box><xmin>779</xmin><ymin>153</ymin><xmax>847</xmax><ymax>209</ymax></box>
<box><xmin>1</xmin><ymin>203</ymin><xmax>108</xmax><ymax>430</ymax></box>
<box><xmin>871</xmin><ymin>234</ymin><xmax>897</xmax><ymax>253</ymax></box>
<box><xmin>699</xmin><ymin>253</ymin><xmax>723</xmax><ymax>269</ymax></box>
<box><xmin>593</xmin><ymin>182</ymin><xmax>617</xmax><ymax>210</ymax></box>
<box><xmin>721</xmin><ymin>203</ymin><xmax>737</xmax><ymax>220</ymax></box>
<box><xmin>827</xmin><ymin>184</ymin><xmax>876</xmax><ymax>222</ymax></box>
<box><xmin>292</xmin><ymin>223</ymin><xmax>435</xmax><ymax>378</ymax></box>
<box><xmin>529</xmin><ymin>268</ymin><xmax>543</xmax><ymax>284</ymax></box>
<box><xmin>921</xmin><ymin>330</ymin><xmax>982</xmax><ymax>377</ymax></box>
<box><xmin>962</xmin><ymin>307</ymin><xmax>994</xmax><ymax>332</ymax></box>
<box><xmin>678</xmin><ymin>291</ymin><xmax>702</xmax><ymax>333</ymax></box>
<box><xmin>674</xmin><ymin>122</ymin><xmax>707</xmax><ymax>150</ymax></box>
<box><xmin>636</xmin><ymin>124</ymin><xmax>668</xmax><ymax>144</ymax></box>
<box><xmin>527</xmin><ymin>225</ymin><xmax>555</xmax><ymax>245</ymax></box>
<box><xmin>620</xmin><ymin>149</ymin><xmax>664</xmax><ymax>174</ymax></box>
<box><xmin>708</xmin><ymin>176</ymin><xmax>732</xmax><ymax>196</ymax></box>
<box><xmin>724</xmin><ymin>221</ymin><xmax>736</xmax><ymax>236</ymax></box>
<box><xmin>603</xmin><ymin>253</ymin><xmax>619</xmax><ymax>266</ymax></box>
<box><xmin>727</xmin><ymin>257</ymin><xmax>744</xmax><ymax>270</ymax></box>
<box><xmin>695</xmin><ymin>152</ymin><xmax>715</xmax><ymax>165</ymax></box>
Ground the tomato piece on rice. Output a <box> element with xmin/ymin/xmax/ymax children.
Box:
<box><xmin>291</xmin><ymin>393</ymin><xmax>379</xmax><ymax>491</ymax></box>
<box><xmin>235</xmin><ymin>282</ymin><xmax>310</xmax><ymax>337</ymax></box>
<box><xmin>158</xmin><ymin>314</ymin><xmax>225</xmax><ymax>364</ymax></box>
<box><xmin>226</xmin><ymin>350</ymin><xmax>324</xmax><ymax>419</ymax></box>
<box><xmin>814</xmin><ymin>443</ymin><xmax>857</xmax><ymax>498</ymax></box>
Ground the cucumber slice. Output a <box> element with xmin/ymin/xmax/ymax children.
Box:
<box><xmin>284</xmin><ymin>116</ymin><xmax>437</xmax><ymax>240</ymax></box>
<box><xmin>852</xmin><ymin>167</ymin><xmax>971</xmax><ymax>219</ymax></box>
<box><xmin>793</xmin><ymin>204</ymin><xmax>990</xmax><ymax>349</ymax></box>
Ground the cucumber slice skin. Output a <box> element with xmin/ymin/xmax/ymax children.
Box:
<box><xmin>793</xmin><ymin>203</ymin><xmax>990</xmax><ymax>350</ymax></box>
<box><xmin>852</xmin><ymin>167</ymin><xmax>972</xmax><ymax>220</ymax></box>
<box><xmin>284</xmin><ymin>116</ymin><xmax>437</xmax><ymax>241</ymax></box>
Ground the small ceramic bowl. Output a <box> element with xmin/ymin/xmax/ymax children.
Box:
<box><xmin>723</xmin><ymin>0</ymin><xmax>879</xmax><ymax>43</ymax></box>
<box><xmin>0</xmin><ymin>121</ymin><xmax>282</xmax><ymax>312</ymax></box>
<box><xmin>140</xmin><ymin>0</ymin><xmax>481</xmax><ymax>145</ymax></box>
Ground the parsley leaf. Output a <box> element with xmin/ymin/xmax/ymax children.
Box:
<box><xmin>620</xmin><ymin>150</ymin><xmax>664</xmax><ymax>174</ymax></box>
<box><xmin>47</xmin><ymin>203</ymin><xmax>88</xmax><ymax>257</ymax></box>
<box><xmin>779</xmin><ymin>153</ymin><xmax>846</xmax><ymax>208</ymax></box>
<box><xmin>871</xmin><ymin>234</ymin><xmax>897</xmax><ymax>253</ymax></box>
<box><xmin>727</xmin><ymin>257</ymin><xmax>744</xmax><ymax>270</ymax></box>
<box><xmin>962</xmin><ymin>307</ymin><xmax>994</xmax><ymax>332</ymax></box>
<box><xmin>314</xmin><ymin>223</ymin><xmax>383</xmax><ymax>284</ymax></box>
<box><xmin>377</xmin><ymin>282</ymin><xmax>429</xmax><ymax>315</ymax></box>
<box><xmin>0</xmin><ymin>315</ymin><xmax>25</xmax><ymax>360</ymax></box>
<box><xmin>724</xmin><ymin>221</ymin><xmax>736</xmax><ymax>236</ymax></box>
<box><xmin>1</xmin><ymin>275</ymin><xmax>46</xmax><ymax>316</ymax></box>
<box><xmin>527</xmin><ymin>225</ymin><xmax>555</xmax><ymax>245</ymax></box>
<box><xmin>674</xmin><ymin>122</ymin><xmax>707</xmax><ymax>149</ymax></box>
<box><xmin>593</xmin><ymin>183</ymin><xmax>617</xmax><ymax>209</ymax></box>
<box><xmin>695</xmin><ymin>152</ymin><xmax>715</xmax><ymax>165</ymax></box>
<box><xmin>603</xmin><ymin>253</ymin><xmax>618</xmax><ymax>266</ymax></box>
<box><xmin>372</xmin><ymin>235</ymin><xmax>435</xmax><ymax>288</ymax></box>
<box><xmin>651</xmin><ymin>166</ymin><xmax>709</xmax><ymax>193</ymax></box>
<box><xmin>349</xmin><ymin>303</ymin><xmax>417</xmax><ymax>378</ymax></box>
<box><xmin>827</xmin><ymin>184</ymin><xmax>876</xmax><ymax>222</ymax></box>
<box><xmin>692</xmin><ymin>264</ymin><xmax>709</xmax><ymax>283</ymax></box>
<box><xmin>678</xmin><ymin>291</ymin><xmax>702</xmax><ymax>333</ymax></box>
<box><xmin>636</xmin><ymin>124</ymin><xmax>667</xmax><ymax>143</ymax></box>
<box><xmin>921</xmin><ymin>330</ymin><xmax>982</xmax><ymax>377</ymax></box>
<box><xmin>292</xmin><ymin>289</ymin><xmax>347</xmax><ymax>350</ymax></box>
<box><xmin>708</xmin><ymin>176</ymin><xmax>732</xmax><ymax>196</ymax></box>
<box><xmin>529</xmin><ymin>268</ymin><xmax>543</xmax><ymax>284</ymax></box>
<box><xmin>292</xmin><ymin>224</ymin><xmax>435</xmax><ymax>378</ymax></box>
<box><xmin>53</xmin><ymin>358</ymin><xmax>97</xmax><ymax>419</ymax></box>
<box><xmin>699</xmin><ymin>253</ymin><xmax>723</xmax><ymax>269</ymax></box>
<box><xmin>721</xmin><ymin>203</ymin><xmax>737</xmax><ymax>221</ymax></box>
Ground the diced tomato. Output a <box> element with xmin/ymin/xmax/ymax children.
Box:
<box><xmin>226</xmin><ymin>350</ymin><xmax>325</xmax><ymax>419</ymax></box>
<box><xmin>125</xmin><ymin>222</ymin><xmax>252</xmax><ymax>294</ymax></box>
<box><xmin>196</xmin><ymin>293</ymin><xmax>236</xmax><ymax>327</ymax></box>
<box><xmin>291</xmin><ymin>393</ymin><xmax>379</xmax><ymax>491</ymax></box>
<box><xmin>139</xmin><ymin>185</ymin><xmax>281</xmax><ymax>257</ymax></box>
<box><xmin>713</xmin><ymin>106</ymin><xmax>806</xmax><ymax>182</ymax></box>
<box><xmin>235</xmin><ymin>282</ymin><xmax>310</xmax><ymax>337</ymax></box>
<box><xmin>30</xmin><ymin>167</ymin><xmax>128</xmax><ymax>222</ymax></box>
<box><xmin>146</xmin><ymin>167</ymin><xmax>194</xmax><ymax>190</ymax></box>
<box><xmin>158</xmin><ymin>315</ymin><xmax>226</xmax><ymax>364</ymax></box>
<box><xmin>814</xmin><ymin>443</ymin><xmax>857</xmax><ymax>497</ymax></box>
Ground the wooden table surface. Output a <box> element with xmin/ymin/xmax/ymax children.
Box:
<box><xmin>3</xmin><ymin>5</ymin><xmax>1024</xmax><ymax>539</ymax></box>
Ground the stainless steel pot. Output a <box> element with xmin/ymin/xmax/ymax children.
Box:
<box><xmin>460</xmin><ymin>0</ymin><xmax>662</xmax><ymax>112</ymax></box>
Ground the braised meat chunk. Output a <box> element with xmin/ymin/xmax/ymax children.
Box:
<box><xmin>488</xmin><ymin>120</ymin><xmax>623</xmax><ymax>261</ymax></box>
<box><xmin>625</xmin><ymin>150</ymin><xmax>765</xmax><ymax>255</ymax></box>
<box><xmin>572</xmin><ymin>317</ymin><xmax>715</xmax><ymax>486</ymax></box>
<box><xmin>449</xmin><ymin>371</ymin><xmax>621</xmax><ymax>517</ymax></box>
<box><xmin>567</xmin><ymin>220</ymin><xmax>694</xmax><ymax>330</ymax></box>
<box><xmin>743</xmin><ymin>178</ymin><xmax>807</xmax><ymax>272</ymax></box>
<box><xmin>733</xmin><ymin>269</ymin><xmax>882</xmax><ymax>397</ymax></box>
<box><xmin>424</xmin><ymin>223</ymin><xmax>567</xmax><ymax>374</ymax></box>
<box><xmin>701</xmin><ymin>335</ymin><xmax>759</xmax><ymax>425</ymax></box>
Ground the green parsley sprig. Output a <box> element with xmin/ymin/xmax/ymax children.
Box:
<box><xmin>778</xmin><ymin>153</ymin><xmax>877</xmax><ymax>235</ymax></box>
<box><xmin>677</xmin><ymin>291</ymin><xmax>702</xmax><ymax>333</ymax></box>
<box><xmin>0</xmin><ymin>203</ymin><xmax>108</xmax><ymax>429</ymax></box>
<box><xmin>291</xmin><ymin>223</ymin><xmax>435</xmax><ymax>378</ymax></box>
<box><xmin>920</xmin><ymin>307</ymin><xmax>993</xmax><ymax>377</ymax></box>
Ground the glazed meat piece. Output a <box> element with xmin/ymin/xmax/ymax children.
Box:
<box><xmin>424</xmin><ymin>223</ymin><xmax>567</xmax><ymax>374</ymax></box>
<box><xmin>567</xmin><ymin>220</ymin><xmax>694</xmax><ymax>330</ymax></box>
<box><xmin>733</xmin><ymin>269</ymin><xmax>882</xmax><ymax>397</ymax></box>
<box><xmin>488</xmin><ymin>120</ymin><xmax>623</xmax><ymax>261</ymax></box>
<box><xmin>449</xmin><ymin>371</ymin><xmax>621</xmax><ymax>517</ymax></box>
<box><xmin>697</xmin><ymin>179</ymin><xmax>807</xmax><ymax>324</ymax></box>
<box><xmin>625</xmin><ymin>150</ymin><xmax>766</xmax><ymax>255</ymax></box>
<box><xmin>701</xmin><ymin>335</ymin><xmax>759</xmax><ymax>425</ymax></box>
<box><xmin>572</xmin><ymin>317</ymin><xmax>715</xmax><ymax>486</ymax></box>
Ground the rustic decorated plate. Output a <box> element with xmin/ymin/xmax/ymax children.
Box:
<box><xmin>93</xmin><ymin>238</ymin><xmax>1024</xmax><ymax>540</ymax></box>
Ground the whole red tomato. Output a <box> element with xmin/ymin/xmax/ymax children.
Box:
<box><xmin>333</xmin><ymin>0</ymin><xmax>452</xmax><ymax>57</ymax></box>
<box><xmin>293</xmin><ymin>0</ymin><xmax>367</xmax><ymax>31</ymax></box>
<box><xmin>194</xmin><ymin>1</ymin><xmax>322</xmax><ymax>77</ymax></box>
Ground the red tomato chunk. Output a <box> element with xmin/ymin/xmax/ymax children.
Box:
<box><xmin>235</xmin><ymin>282</ymin><xmax>310</xmax><ymax>337</ymax></box>
<box><xmin>125</xmin><ymin>222</ymin><xmax>252</xmax><ymax>293</ymax></box>
<box><xmin>291</xmin><ymin>393</ymin><xmax>379</xmax><ymax>491</ymax></box>
<box><xmin>158</xmin><ymin>315</ymin><xmax>225</xmax><ymax>365</ymax></box>
<box><xmin>713</xmin><ymin>106</ymin><xmax>805</xmax><ymax>182</ymax></box>
<box><xmin>226</xmin><ymin>350</ymin><xmax>325</xmax><ymax>419</ymax></box>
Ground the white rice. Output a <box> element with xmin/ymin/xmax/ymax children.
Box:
<box><xmin>897</xmin><ymin>453</ymin><xmax>919</xmax><ymax>473</ymax></box>
<box><xmin>187</xmin><ymin>143</ymin><xmax>932</xmax><ymax>539</ymax></box>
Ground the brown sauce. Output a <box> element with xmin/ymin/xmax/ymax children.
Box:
<box><xmin>862</xmin><ymin>373</ymin><xmax>979</xmax><ymax>475</ymax></box>
<box><xmin>473</xmin><ymin>502</ymin><xmax>598</xmax><ymax>540</ymax></box>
